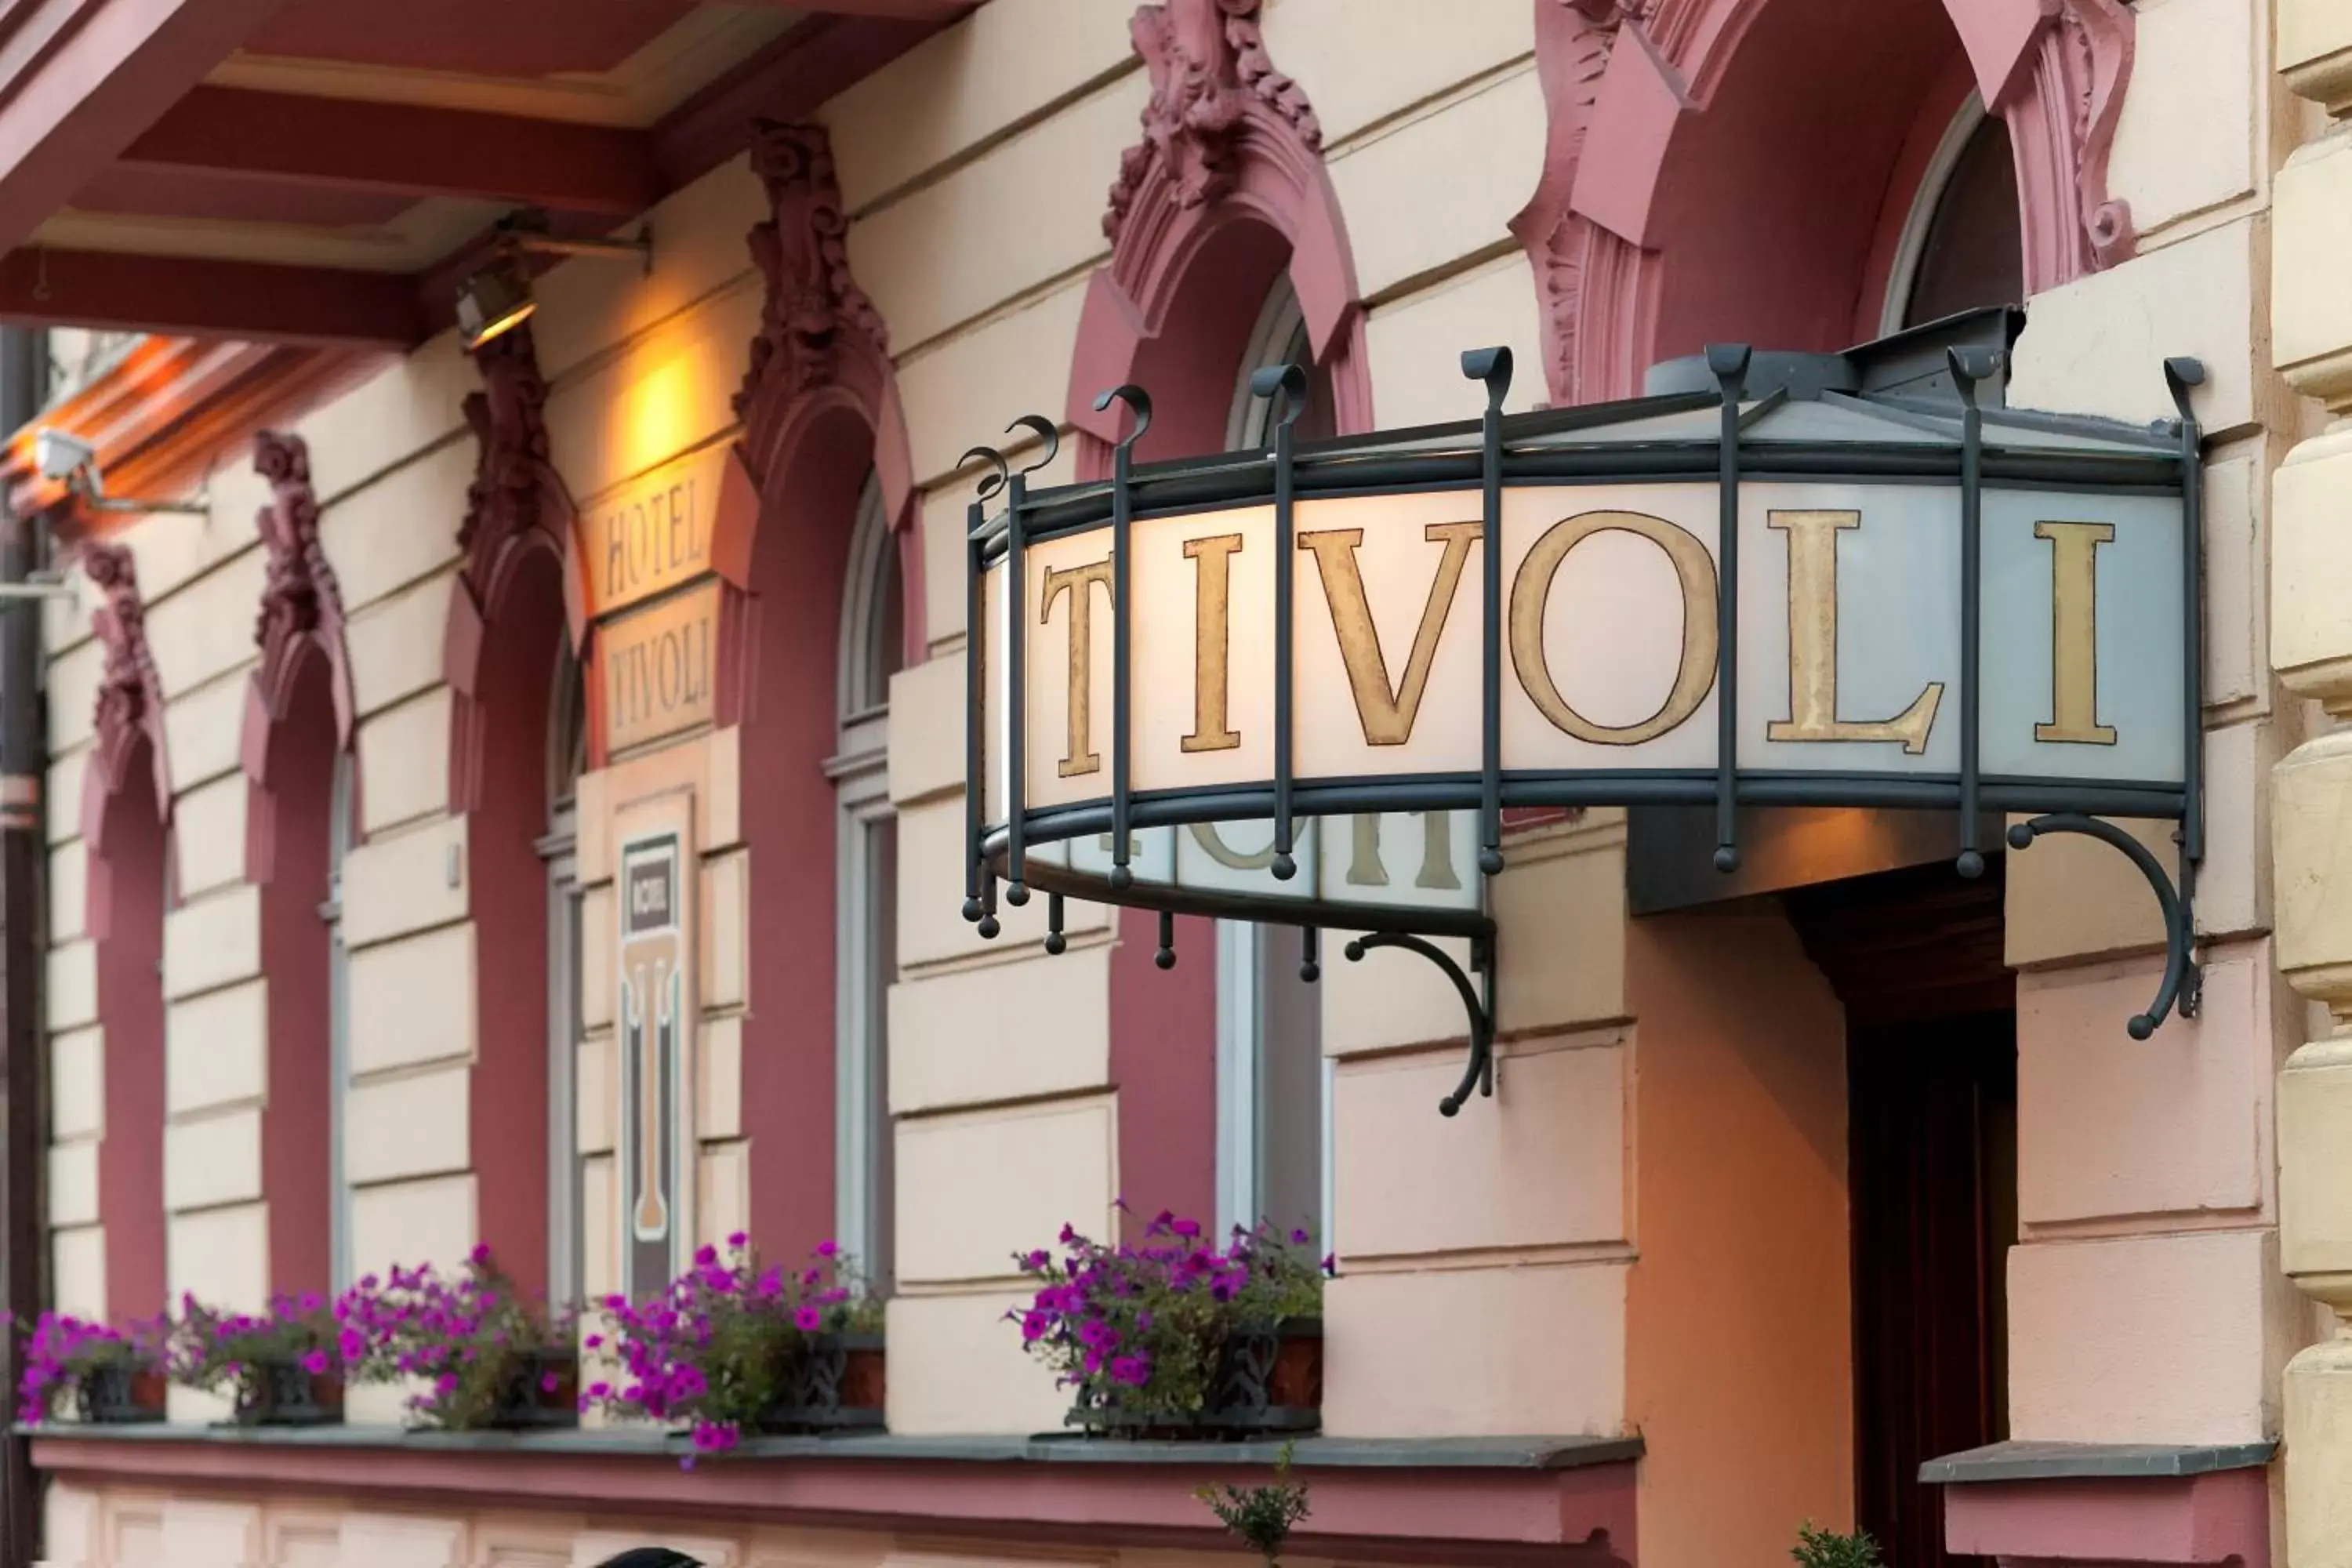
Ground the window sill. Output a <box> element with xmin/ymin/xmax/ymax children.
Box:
<box><xmin>26</xmin><ymin>1425</ymin><xmax>1642</xmax><ymax>1563</ymax></box>
<box><xmin>1918</xmin><ymin>1439</ymin><xmax>2277</xmax><ymax>1485</ymax></box>
<box><xmin>1918</xmin><ymin>1440</ymin><xmax>2276</xmax><ymax>1568</ymax></box>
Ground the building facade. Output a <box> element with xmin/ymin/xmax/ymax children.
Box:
<box><xmin>0</xmin><ymin>0</ymin><xmax>2336</xmax><ymax>1564</ymax></box>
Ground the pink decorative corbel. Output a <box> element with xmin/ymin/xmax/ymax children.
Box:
<box><xmin>249</xmin><ymin>431</ymin><xmax>354</xmax><ymax>751</ymax></box>
<box><xmin>2000</xmin><ymin>0</ymin><xmax>2136</xmax><ymax>290</ymax></box>
<box><xmin>80</xmin><ymin>539</ymin><xmax>170</xmax><ymax>844</ymax></box>
<box><xmin>727</xmin><ymin>117</ymin><xmax>920</xmax><ymax>670</ymax></box>
<box><xmin>1515</xmin><ymin>0</ymin><xmax>2139</xmax><ymax>407</ymax></box>
<box><xmin>1103</xmin><ymin>0</ymin><xmax>1320</xmax><ymax>241</ymax></box>
<box><xmin>1071</xmin><ymin>0</ymin><xmax>1371</xmax><ymax>463</ymax></box>
<box><xmin>1511</xmin><ymin>0</ymin><xmax>1650</xmax><ymax>408</ymax></box>
<box><xmin>443</xmin><ymin>321</ymin><xmax>585</xmax><ymax>810</ymax></box>
<box><xmin>735</xmin><ymin>121</ymin><xmax>892</xmax><ymax>430</ymax></box>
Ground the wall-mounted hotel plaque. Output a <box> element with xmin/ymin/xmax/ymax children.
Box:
<box><xmin>961</xmin><ymin>337</ymin><xmax>2207</xmax><ymax>1113</ymax></box>
<box><xmin>618</xmin><ymin>819</ymin><xmax>694</xmax><ymax>1298</ymax></box>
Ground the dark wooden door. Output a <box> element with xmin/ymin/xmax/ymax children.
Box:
<box><xmin>1847</xmin><ymin>1014</ymin><xmax>2015</xmax><ymax>1568</ymax></box>
<box><xmin>1785</xmin><ymin>858</ymin><xmax>2017</xmax><ymax>1568</ymax></box>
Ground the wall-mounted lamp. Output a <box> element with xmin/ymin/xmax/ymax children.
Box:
<box><xmin>34</xmin><ymin>428</ymin><xmax>208</xmax><ymax>516</ymax></box>
<box><xmin>458</xmin><ymin>210</ymin><xmax>653</xmax><ymax>353</ymax></box>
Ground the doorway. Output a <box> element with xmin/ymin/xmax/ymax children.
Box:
<box><xmin>1788</xmin><ymin>858</ymin><xmax>2016</xmax><ymax>1568</ymax></box>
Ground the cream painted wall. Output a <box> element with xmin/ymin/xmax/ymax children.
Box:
<box><xmin>26</xmin><ymin>0</ymin><xmax>2299</xmax><ymax>1518</ymax></box>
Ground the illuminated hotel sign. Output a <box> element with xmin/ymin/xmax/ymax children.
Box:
<box><xmin>960</xmin><ymin>343</ymin><xmax>2211</xmax><ymax>1109</ymax></box>
<box><xmin>579</xmin><ymin>444</ymin><xmax>734</xmax><ymax>755</ymax></box>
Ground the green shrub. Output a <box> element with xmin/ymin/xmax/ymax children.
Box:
<box><xmin>1791</xmin><ymin>1521</ymin><xmax>1885</xmax><ymax>1568</ymax></box>
<box><xmin>1196</xmin><ymin>1442</ymin><xmax>1312</xmax><ymax>1566</ymax></box>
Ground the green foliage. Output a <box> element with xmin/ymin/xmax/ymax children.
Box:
<box><xmin>1195</xmin><ymin>1442</ymin><xmax>1312</xmax><ymax>1566</ymax></box>
<box><xmin>1791</xmin><ymin>1520</ymin><xmax>1885</xmax><ymax>1568</ymax></box>
<box><xmin>165</xmin><ymin>1294</ymin><xmax>336</xmax><ymax>1410</ymax></box>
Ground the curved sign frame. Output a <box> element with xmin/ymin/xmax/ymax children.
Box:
<box><xmin>958</xmin><ymin>344</ymin><xmax>2208</xmax><ymax>1112</ymax></box>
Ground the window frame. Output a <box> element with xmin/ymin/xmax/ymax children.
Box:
<box><xmin>540</xmin><ymin>642</ymin><xmax>587</xmax><ymax>1308</ymax></box>
<box><xmin>831</xmin><ymin>477</ymin><xmax>898</xmax><ymax>1286</ymax></box>
<box><xmin>1214</xmin><ymin>274</ymin><xmax>1331</xmax><ymax>1247</ymax></box>
<box><xmin>1879</xmin><ymin>91</ymin><xmax>1993</xmax><ymax>337</ymax></box>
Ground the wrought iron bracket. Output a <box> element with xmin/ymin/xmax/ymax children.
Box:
<box><xmin>1341</xmin><ymin>930</ymin><xmax>1497</xmax><ymax>1116</ymax></box>
<box><xmin>2007</xmin><ymin>814</ymin><xmax>2200</xmax><ymax>1036</ymax></box>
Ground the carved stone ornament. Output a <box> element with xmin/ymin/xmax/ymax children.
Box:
<box><xmin>252</xmin><ymin>431</ymin><xmax>339</xmax><ymax>652</ymax></box>
<box><xmin>249</xmin><ymin>429</ymin><xmax>354</xmax><ymax>755</ymax></box>
<box><xmin>1104</xmin><ymin>0</ymin><xmax>1321</xmax><ymax>241</ymax></box>
<box><xmin>83</xmin><ymin>539</ymin><xmax>169</xmax><ymax>811</ymax></box>
<box><xmin>1512</xmin><ymin>0</ymin><xmax>1644</xmax><ymax>408</ymax></box>
<box><xmin>458</xmin><ymin>320</ymin><xmax>557</xmax><ymax>586</ymax></box>
<box><xmin>735</xmin><ymin>120</ymin><xmax>888</xmax><ymax>426</ymax></box>
<box><xmin>2023</xmin><ymin>0</ymin><xmax>2137</xmax><ymax>281</ymax></box>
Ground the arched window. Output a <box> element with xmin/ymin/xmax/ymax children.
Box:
<box><xmin>255</xmin><ymin>646</ymin><xmax>340</xmax><ymax>1300</ymax></box>
<box><xmin>93</xmin><ymin>742</ymin><xmax>167</xmax><ymax>1319</ymax></box>
<box><xmin>1882</xmin><ymin>93</ymin><xmax>2025</xmax><ymax>332</ymax></box>
<box><xmin>327</xmin><ymin>750</ymin><xmax>352</xmax><ymax>1288</ymax></box>
<box><xmin>463</xmin><ymin>546</ymin><xmax>572</xmax><ymax>1299</ymax></box>
<box><xmin>1214</xmin><ymin>277</ymin><xmax>1330</xmax><ymax>1245</ymax></box>
<box><xmin>833</xmin><ymin>476</ymin><xmax>898</xmax><ymax>1288</ymax></box>
<box><xmin>543</xmin><ymin>645</ymin><xmax>587</xmax><ymax>1306</ymax></box>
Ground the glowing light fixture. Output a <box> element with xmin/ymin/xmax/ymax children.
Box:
<box><xmin>458</xmin><ymin>210</ymin><xmax>653</xmax><ymax>354</ymax></box>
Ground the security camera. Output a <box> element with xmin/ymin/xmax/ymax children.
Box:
<box><xmin>34</xmin><ymin>429</ymin><xmax>94</xmax><ymax>486</ymax></box>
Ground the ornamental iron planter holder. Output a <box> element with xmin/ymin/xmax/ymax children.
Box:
<box><xmin>757</xmin><ymin>1332</ymin><xmax>885</xmax><ymax>1433</ymax></box>
<box><xmin>485</xmin><ymin>1346</ymin><xmax>580</xmax><ymax>1432</ymax></box>
<box><xmin>73</xmin><ymin>1363</ymin><xmax>165</xmax><ymax>1425</ymax></box>
<box><xmin>963</xmin><ymin>314</ymin><xmax>2209</xmax><ymax>1111</ymax></box>
<box><xmin>226</xmin><ymin>1358</ymin><xmax>343</xmax><ymax>1427</ymax></box>
<box><xmin>1065</xmin><ymin>1317</ymin><xmax>1322</xmax><ymax>1439</ymax></box>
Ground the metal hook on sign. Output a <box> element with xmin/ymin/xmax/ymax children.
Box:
<box><xmin>1094</xmin><ymin>383</ymin><xmax>1153</xmax><ymax>451</ymax></box>
<box><xmin>1007</xmin><ymin>415</ymin><xmax>1059</xmax><ymax>474</ymax></box>
<box><xmin>958</xmin><ymin>445</ymin><xmax>1008</xmax><ymax>502</ymax></box>
<box><xmin>1461</xmin><ymin>346</ymin><xmax>1512</xmax><ymax>413</ymax></box>
<box><xmin>1248</xmin><ymin>362</ymin><xmax>1309</xmax><ymax>433</ymax></box>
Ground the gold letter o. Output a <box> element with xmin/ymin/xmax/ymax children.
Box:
<box><xmin>1510</xmin><ymin>510</ymin><xmax>1719</xmax><ymax>746</ymax></box>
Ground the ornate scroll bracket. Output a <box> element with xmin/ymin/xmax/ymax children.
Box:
<box><xmin>1343</xmin><ymin>932</ymin><xmax>1497</xmax><ymax>1117</ymax></box>
<box><xmin>2008</xmin><ymin>815</ymin><xmax>2198</xmax><ymax>1036</ymax></box>
<box><xmin>1029</xmin><ymin>897</ymin><xmax>1502</xmax><ymax>1119</ymax></box>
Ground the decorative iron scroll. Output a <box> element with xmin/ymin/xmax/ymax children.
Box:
<box><xmin>961</xmin><ymin>336</ymin><xmax>2207</xmax><ymax>1109</ymax></box>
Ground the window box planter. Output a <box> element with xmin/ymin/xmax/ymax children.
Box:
<box><xmin>1067</xmin><ymin>1317</ymin><xmax>1321</xmax><ymax>1439</ymax></box>
<box><xmin>226</xmin><ymin>1359</ymin><xmax>344</xmax><ymax>1428</ymax></box>
<box><xmin>485</xmin><ymin>1347</ymin><xmax>579</xmax><ymax>1432</ymax></box>
<box><xmin>73</xmin><ymin>1365</ymin><xmax>166</xmax><ymax>1426</ymax></box>
<box><xmin>757</xmin><ymin>1332</ymin><xmax>885</xmax><ymax>1433</ymax></box>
